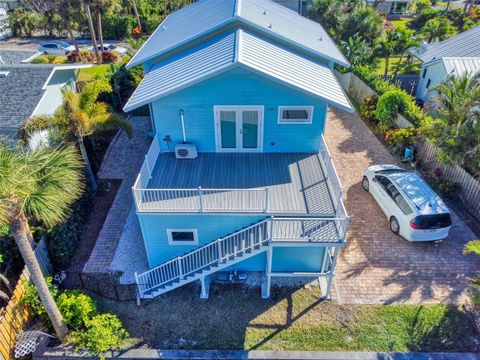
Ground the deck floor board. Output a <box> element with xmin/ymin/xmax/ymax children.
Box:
<box><xmin>147</xmin><ymin>152</ymin><xmax>335</xmax><ymax>214</ymax></box>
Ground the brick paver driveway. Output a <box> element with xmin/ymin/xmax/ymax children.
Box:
<box><xmin>325</xmin><ymin>108</ymin><xmax>480</xmax><ymax>305</ymax></box>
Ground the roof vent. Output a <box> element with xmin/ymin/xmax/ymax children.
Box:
<box><xmin>0</xmin><ymin>71</ymin><xmax>9</xmax><ymax>78</ymax></box>
<box><xmin>319</xmin><ymin>36</ymin><xmax>323</xmax><ymax>41</ymax></box>
<box><xmin>263</xmin><ymin>9</ymin><xmax>266</xmax><ymax>15</ymax></box>
<box><xmin>162</xmin><ymin>25</ymin><xmax>167</xmax><ymax>31</ymax></box>
<box><xmin>268</xmin><ymin>23</ymin><xmax>272</xmax><ymax>29</ymax></box>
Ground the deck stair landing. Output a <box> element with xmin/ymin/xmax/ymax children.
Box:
<box><xmin>135</xmin><ymin>216</ymin><xmax>345</xmax><ymax>299</ymax></box>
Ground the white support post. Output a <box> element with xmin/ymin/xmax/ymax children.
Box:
<box><xmin>134</xmin><ymin>272</ymin><xmax>141</xmax><ymax>306</ymax></box>
<box><xmin>145</xmin><ymin>155</ymin><xmax>151</xmax><ymax>178</ymax></box>
<box><xmin>200</xmin><ymin>275</ymin><xmax>210</xmax><ymax>299</ymax></box>
<box><xmin>217</xmin><ymin>240</ymin><xmax>222</xmax><ymax>263</ymax></box>
<box><xmin>198</xmin><ymin>187</ymin><xmax>203</xmax><ymax>212</ymax></box>
<box><xmin>178</xmin><ymin>258</ymin><xmax>183</xmax><ymax>279</ymax></box>
<box><xmin>335</xmin><ymin>189</ymin><xmax>343</xmax><ymax>217</ymax></box>
<box><xmin>324</xmin><ymin>247</ymin><xmax>340</xmax><ymax>300</ymax></box>
<box><xmin>264</xmin><ymin>187</ymin><xmax>269</xmax><ymax>213</ymax></box>
<box><xmin>262</xmin><ymin>246</ymin><xmax>273</xmax><ymax>299</ymax></box>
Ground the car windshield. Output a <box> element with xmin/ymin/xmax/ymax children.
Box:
<box><xmin>413</xmin><ymin>214</ymin><xmax>452</xmax><ymax>229</ymax></box>
<box><xmin>57</xmin><ymin>41</ymin><xmax>70</xmax><ymax>47</ymax></box>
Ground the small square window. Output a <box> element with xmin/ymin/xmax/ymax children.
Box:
<box><xmin>278</xmin><ymin>106</ymin><xmax>313</xmax><ymax>124</ymax></box>
<box><xmin>422</xmin><ymin>68</ymin><xmax>427</xmax><ymax>79</ymax></box>
<box><xmin>426</xmin><ymin>79</ymin><xmax>431</xmax><ymax>89</ymax></box>
<box><xmin>167</xmin><ymin>229</ymin><xmax>198</xmax><ymax>245</ymax></box>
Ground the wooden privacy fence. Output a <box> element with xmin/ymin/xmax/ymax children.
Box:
<box><xmin>415</xmin><ymin>141</ymin><xmax>480</xmax><ymax>220</ymax></box>
<box><xmin>0</xmin><ymin>238</ymin><xmax>52</xmax><ymax>360</ymax></box>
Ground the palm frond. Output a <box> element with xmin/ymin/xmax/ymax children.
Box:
<box><xmin>464</xmin><ymin>240</ymin><xmax>480</xmax><ymax>256</ymax></box>
<box><xmin>90</xmin><ymin>104</ymin><xmax>133</xmax><ymax>139</ymax></box>
<box><xmin>18</xmin><ymin>115</ymin><xmax>65</xmax><ymax>145</ymax></box>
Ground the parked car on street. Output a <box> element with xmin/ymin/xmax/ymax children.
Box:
<box><xmin>37</xmin><ymin>41</ymin><xmax>75</xmax><ymax>55</ymax></box>
<box><xmin>88</xmin><ymin>43</ymin><xmax>128</xmax><ymax>55</ymax></box>
<box><xmin>362</xmin><ymin>165</ymin><xmax>452</xmax><ymax>242</ymax></box>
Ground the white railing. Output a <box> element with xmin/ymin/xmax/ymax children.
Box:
<box><xmin>134</xmin><ymin>216</ymin><xmax>347</xmax><ymax>297</ymax></box>
<box><xmin>133</xmin><ymin>134</ymin><xmax>162</xmax><ymax>201</ymax></box>
<box><xmin>319</xmin><ymin>134</ymin><xmax>344</xmax><ymax>216</ymax></box>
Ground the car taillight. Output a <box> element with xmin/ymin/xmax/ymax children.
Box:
<box><xmin>410</xmin><ymin>220</ymin><xmax>426</xmax><ymax>229</ymax></box>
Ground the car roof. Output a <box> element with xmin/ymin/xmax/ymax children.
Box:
<box><xmin>386</xmin><ymin>172</ymin><xmax>449</xmax><ymax>215</ymax></box>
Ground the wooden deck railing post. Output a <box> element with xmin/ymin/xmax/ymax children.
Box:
<box><xmin>178</xmin><ymin>258</ymin><xmax>183</xmax><ymax>279</ymax></box>
<box><xmin>264</xmin><ymin>187</ymin><xmax>269</xmax><ymax>213</ymax></box>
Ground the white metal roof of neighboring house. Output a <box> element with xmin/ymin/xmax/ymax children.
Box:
<box><xmin>409</xmin><ymin>26</ymin><xmax>480</xmax><ymax>63</ymax></box>
<box><xmin>123</xmin><ymin>29</ymin><xmax>353</xmax><ymax>113</ymax></box>
<box><xmin>441</xmin><ymin>57</ymin><xmax>480</xmax><ymax>77</ymax></box>
<box><xmin>127</xmin><ymin>0</ymin><xmax>349</xmax><ymax>69</ymax></box>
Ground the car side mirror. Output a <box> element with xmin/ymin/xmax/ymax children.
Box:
<box><xmin>372</xmin><ymin>176</ymin><xmax>378</xmax><ymax>183</ymax></box>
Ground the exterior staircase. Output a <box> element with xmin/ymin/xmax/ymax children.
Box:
<box><xmin>135</xmin><ymin>219</ymin><xmax>270</xmax><ymax>299</ymax></box>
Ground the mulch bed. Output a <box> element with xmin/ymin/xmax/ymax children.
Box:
<box><xmin>66</xmin><ymin>179</ymin><xmax>121</xmax><ymax>274</ymax></box>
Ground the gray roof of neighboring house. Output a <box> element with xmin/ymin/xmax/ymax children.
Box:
<box><xmin>124</xmin><ymin>29</ymin><xmax>353</xmax><ymax>113</ymax></box>
<box><xmin>410</xmin><ymin>26</ymin><xmax>480</xmax><ymax>63</ymax></box>
<box><xmin>0</xmin><ymin>50</ymin><xmax>37</xmax><ymax>64</ymax></box>
<box><xmin>127</xmin><ymin>0</ymin><xmax>349</xmax><ymax>69</ymax></box>
<box><xmin>442</xmin><ymin>57</ymin><xmax>480</xmax><ymax>77</ymax></box>
<box><xmin>0</xmin><ymin>65</ymin><xmax>54</xmax><ymax>142</ymax></box>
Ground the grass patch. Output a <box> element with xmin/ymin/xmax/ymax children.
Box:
<box><xmin>391</xmin><ymin>18</ymin><xmax>412</xmax><ymax>29</ymax></box>
<box><xmin>94</xmin><ymin>285</ymin><xmax>478</xmax><ymax>351</ymax></box>
<box><xmin>77</xmin><ymin>64</ymin><xmax>110</xmax><ymax>82</ymax></box>
<box><xmin>375</xmin><ymin>57</ymin><xmax>421</xmax><ymax>75</ymax></box>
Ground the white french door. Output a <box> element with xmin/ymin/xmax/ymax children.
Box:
<box><xmin>214</xmin><ymin>106</ymin><xmax>264</xmax><ymax>152</ymax></box>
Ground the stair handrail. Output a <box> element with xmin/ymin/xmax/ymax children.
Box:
<box><xmin>135</xmin><ymin>218</ymin><xmax>271</xmax><ymax>296</ymax></box>
<box><xmin>134</xmin><ymin>216</ymin><xmax>349</xmax><ymax>297</ymax></box>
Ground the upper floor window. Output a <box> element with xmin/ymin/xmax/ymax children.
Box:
<box><xmin>167</xmin><ymin>229</ymin><xmax>198</xmax><ymax>245</ymax></box>
<box><xmin>422</xmin><ymin>68</ymin><xmax>427</xmax><ymax>78</ymax></box>
<box><xmin>278</xmin><ymin>106</ymin><xmax>313</xmax><ymax>124</ymax></box>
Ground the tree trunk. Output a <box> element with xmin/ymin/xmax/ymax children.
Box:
<box><xmin>131</xmin><ymin>0</ymin><xmax>142</xmax><ymax>31</ymax></box>
<box><xmin>84</xmin><ymin>2</ymin><xmax>101</xmax><ymax>64</ymax></box>
<box><xmin>445</xmin><ymin>0</ymin><xmax>451</xmax><ymax>11</ymax></box>
<box><xmin>384</xmin><ymin>56</ymin><xmax>390</xmax><ymax>76</ymax></box>
<box><xmin>78</xmin><ymin>136</ymin><xmax>98</xmax><ymax>192</ymax></box>
<box><xmin>10</xmin><ymin>211</ymin><xmax>69</xmax><ymax>340</ymax></box>
<box><xmin>97</xmin><ymin>11</ymin><xmax>104</xmax><ymax>54</ymax></box>
<box><xmin>65</xmin><ymin>20</ymin><xmax>80</xmax><ymax>53</ymax></box>
<box><xmin>393</xmin><ymin>53</ymin><xmax>404</xmax><ymax>78</ymax></box>
<box><xmin>464</xmin><ymin>0</ymin><xmax>471</xmax><ymax>13</ymax></box>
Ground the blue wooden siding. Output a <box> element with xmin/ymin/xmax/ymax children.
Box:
<box><xmin>151</xmin><ymin>67</ymin><xmax>328</xmax><ymax>153</ymax></box>
<box><xmin>139</xmin><ymin>214</ymin><xmax>326</xmax><ymax>272</ymax></box>
<box><xmin>138</xmin><ymin>214</ymin><xmax>266</xmax><ymax>267</ymax></box>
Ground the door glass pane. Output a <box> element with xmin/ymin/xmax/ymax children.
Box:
<box><xmin>220</xmin><ymin>110</ymin><xmax>236</xmax><ymax>149</ymax></box>
<box><xmin>242</xmin><ymin>110</ymin><xmax>258</xmax><ymax>149</ymax></box>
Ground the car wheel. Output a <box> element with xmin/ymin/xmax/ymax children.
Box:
<box><xmin>362</xmin><ymin>176</ymin><xmax>369</xmax><ymax>192</ymax></box>
<box><xmin>390</xmin><ymin>217</ymin><xmax>400</xmax><ymax>235</ymax></box>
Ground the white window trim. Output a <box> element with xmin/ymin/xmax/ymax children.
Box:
<box><xmin>277</xmin><ymin>106</ymin><xmax>314</xmax><ymax>124</ymax></box>
<box><xmin>167</xmin><ymin>229</ymin><xmax>199</xmax><ymax>245</ymax></box>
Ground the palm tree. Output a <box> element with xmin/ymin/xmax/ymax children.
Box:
<box><xmin>19</xmin><ymin>81</ymin><xmax>133</xmax><ymax>192</ymax></box>
<box><xmin>391</xmin><ymin>28</ymin><xmax>419</xmax><ymax>77</ymax></box>
<box><xmin>421</xmin><ymin>17</ymin><xmax>455</xmax><ymax>42</ymax></box>
<box><xmin>0</xmin><ymin>143</ymin><xmax>84</xmax><ymax>339</ymax></box>
<box><xmin>83</xmin><ymin>0</ymin><xmax>101</xmax><ymax>63</ymax></box>
<box><xmin>92</xmin><ymin>0</ymin><xmax>122</xmax><ymax>55</ymax></box>
<box><xmin>131</xmin><ymin>0</ymin><xmax>142</xmax><ymax>32</ymax></box>
<box><xmin>376</xmin><ymin>30</ymin><xmax>399</xmax><ymax>76</ymax></box>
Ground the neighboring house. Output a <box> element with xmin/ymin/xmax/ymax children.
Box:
<box><xmin>366</xmin><ymin>0</ymin><xmax>411</xmax><ymax>15</ymax></box>
<box><xmin>410</xmin><ymin>26</ymin><xmax>480</xmax><ymax>102</ymax></box>
<box><xmin>0</xmin><ymin>49</ymin><xmax>37</xmax><ymax>64</ymax></box>
<box><xmin>0</xmin><ymin>0</ymin><xmax>21</xmax><ymax>39</ymax></box>
<box><xmin>0</xmin><ymin>63</ymin><xmax>91</xmax><ymax>145</ymax></box>
<box><xmin>124</xmin><ymin>0</ymin><xmax>353</xmax><ymax>301</ymax></box>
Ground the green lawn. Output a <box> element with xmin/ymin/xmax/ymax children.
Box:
<box><xmin>390</xmin><ymin>18</ymin><xmax>412</xmax><ymax>29</ymax></box>
<box><xmin>94</xmin><ymin>285</ymin><xmax>477</xmax><ymax>352</ymax></box>
<box><xmin>375</xmin><ymin>57</ymin><xmax>421</xmax><ymax>76</ymax></box>
<box><xmin>77</xmin><ymin>64</ymin><xmax>110</xmax><ymax>82</ymax></box>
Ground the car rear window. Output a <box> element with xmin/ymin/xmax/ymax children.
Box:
<box><xmin>412</xmin><ymin>214</ymin><xmax>452</xmax><ymax>229</ymax></box>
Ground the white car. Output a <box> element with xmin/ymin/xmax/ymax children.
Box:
<box><xmin>38</xmin><ymin>41</ymin><xmax>75</xmax><ymax>55</ymax></box>
<box><xmin>362</xmin><ymin>165</ymin><xmax>452</xmax><ymax>242</ymax></box>
<box><xmin>88</xmin><ymin>43</ymin><xmax>128</xmax><ymax>55</ymax></box>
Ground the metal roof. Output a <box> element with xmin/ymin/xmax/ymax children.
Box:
<box><xmin>441</xmin><ymin>57</ymin><xmax>480</xmax><ymax>77</ymax></box>
<box><xmin>123</xmin><ymin>29</ymin><xmax>353</xmax><ymax>113</ymax></box>
<box><xmin>127</xmin><ymin>0</ymin><xmax>349</xmax><ymax>69</ymax></box>
<box><xmin>409</xmin><ymin>26</ymin><xmax>480</xmax><ymax>63</ymax></box>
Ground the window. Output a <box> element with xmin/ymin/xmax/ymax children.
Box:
<box><xmin>278</xmin><ymin>106</ymin><xmax>313</xmax><ymax>124</ymax></box>
<box><xmin>422</xmin><ymin>68</ymin><xmax>427</xmax><ymax>79</ymax></box>
<box><xmin>426</xmin><ymin>79</ymin><xmax>431</xmax><ymax>89</ymax></box>
<box><xmin>167</xmin><ymin>229</ymin><xmax>198</xmax><ymax>245</ymax></box>
<box><xmin>376</xmin><ymin>176</ymin><xmax>413</xmax><ymax>215</ymax></box>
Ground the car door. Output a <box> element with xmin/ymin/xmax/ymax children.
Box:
<box><xmin>371</xmin><ymin>175</ymin><xmax>393</xmax><ymax>216</ymax></box>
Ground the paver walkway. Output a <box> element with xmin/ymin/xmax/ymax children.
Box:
<box><xmin>83</xmin><ymin>116</ymin><xmax>152</xmax><ymax>273</ymax></box>
<box><xmin>325</xmin><ymin>108</ymin><xmax>480</xmax><ymax>305</ymax></box>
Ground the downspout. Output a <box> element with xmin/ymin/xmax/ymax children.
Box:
<box><xmin>179</xmin><ymin>109</ymin><xmax>187</xmax><ymax>143</ymax></box>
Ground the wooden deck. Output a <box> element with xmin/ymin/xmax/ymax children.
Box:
<box><xmin>146</xmin><ymin>152</ymin><xmax>335</xmax><ymax>214</ymax></box>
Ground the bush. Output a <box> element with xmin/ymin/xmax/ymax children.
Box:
<box><xmin>131</xmin><ymin>26</ymin><xmax>142</xmax><ymax>39</ymax></box>
<box><xmin>8</xmin><ymin>9</ymin><xmax>42</xmax><ymax>37</ymax></box>
<box><xmin>102</xmin><ymin>14</ymin><xmax>136</xmax><ymax>39</ymax></box>
<box><xmin>375</xmin><ymin>89</ymin><xmax>413</xmax><ymax>125</ymax></box>
<box><xmin>70</xmin><ymin>314</ymin><xmax>129</xmax><ymax>358</ymax></box>
<box><xmin>56</xmin><ymin>290</ymin><xmax>97</xmax><ymax>329</ymax></box>
<box><xmin>102</xmin><ymin>51</ymin><xmax>118</xmax><ymax>64</ymax></box>
<box><xmin>384</xmin><ymin>127</ymin><xmax>417</xmax><ymax>147</ymax></box>
<box><xmin>31</xmin><ymin>56</ymin><xmax>50</xmax><ymax>64</ymax></box>
<box><xmin>359</xmin><ymin>95</ymin><xmax>378</xmax><ymax>123</ymax></box>
<box><xmin>20</xmin><ymin>277</ymin><xmax>59</xmax><ymax>325</ymax></box>
<box><xmin>46</xmin><ymin>192</ymin><xmax>91</xmax><ymax>271</ymax></box>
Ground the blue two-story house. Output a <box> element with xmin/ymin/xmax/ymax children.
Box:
<box><xmin>124</xmin><ymin>0</ymin><xmax>353</xmax><ymax>301</ymax></box>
